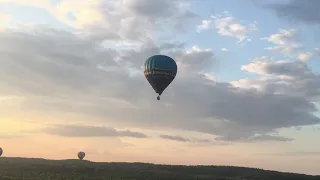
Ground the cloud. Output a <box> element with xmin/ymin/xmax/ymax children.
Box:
<box><xmin>159</xmin><ymin>134</ymin><xmax>211</xmax><ymax>143</ymax></box>
<box><xmin>221</xmin><ymin>48</ymin><xmax>228</xmax><ymax>52</ymax></box>
<box><xmin>1</xmin><ymin>25</ymin><xmax>320</xmax><ymax>143</ymax></box>
<box><xmin>296</xmin><ymin>52</ymin><xmax>313</xmax><ymax>62</ymax></box>
<box><xmin>42</xmin><ymin>124</ymin><xmax>148</xmax><ymax>138</ymax></box>
<box><xmin>261</xmin><ymin>29</ymin><xmax>301</xmax><ymax>56</ymax></box>
<box><xmin>233</xmin><ymin>56</ymin><xmax>320</xmax><ymax>99</ymax></box>
<box><xmin>261</xmin><ymin>29</ymin><xmax>318</xmax><ymax>62</ymax></box>
<box><xmin>215</xmin><ymin>132</ymin><xmax>294</xmax><ymax>142</ymax></box>
<box><xmin>62</xmin><ymin>0</ymin><xmax>197</xmax><ymax>41</ymax></box>
<box><xmin>197</xmin><ymin>11</ymin><xmax>257</xmax><ymax>43</ymax></box>
<box><xmin>296</xmin><ymin>48</ymin><xmax>320</xmax><ymax>62</ymax></box>
<box><xmin>265</xmin><ymin>0</ymin><xmax>320</xmax><ymax>25</ymax></box>
<box><xmin>0</xmin><ymin>0</ymin><xmax>197</xmax><ymax>43</ymax></box>
<box><xmin>241</xmin><ymin>56</ymin><xmax>308</xmax><ymax>77</ymax></box>
<box><xmin>247</xmin><ymin>134</ymin><xmax>293</xmax><ymax>142</ymax></box>
<box><xmin>160</xmin><ymin>134</ymin><xmax>190</xmax><ymax>142</ymax></box>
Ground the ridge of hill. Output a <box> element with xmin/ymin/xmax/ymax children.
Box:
<box><xmin>0</xmin><ymin>157</ymin><xmax>318</xmax><ymax>180</ymax></box>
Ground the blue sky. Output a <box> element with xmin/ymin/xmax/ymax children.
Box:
<box><xmin>1</xmin><ymin>0</ymin><xmax>320</xmax><ymax>175</ymax></box>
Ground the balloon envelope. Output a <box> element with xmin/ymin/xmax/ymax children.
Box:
<box><xmin>0</xmin><ymin>147</ymin><xmax>2</xmax><ymax>156</ymax></box>
<box><xmin>144</xmin><ymin>55</ymin><xmax>177</xmax><ymax>99</ymax></box>
<box><xmin>77</xmin><ymin>151</ymin><xmax>85</xmax><ymax>160</ymax></box>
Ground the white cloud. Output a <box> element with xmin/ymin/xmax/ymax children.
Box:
<box><xmin>296</xmin><ymin>48</ymin><xmax>320</xmax><ymax>62</ymax></box>
<box><xmin>221</xmin><ymin>48</ymin><xmax>228</xmax><ymax>52</ymax></box>
<box><xmin>197</xmin><ymin>12</ymin><xmax>257</xmax><ymax>43</ymax></box>
<box><xmin>261</xmin><ymin>29</ymin><xmax>300</xmax><ymax>56</ymax></box>
<box><xmin>261</xmin><ymin>29</ymin><xmax>319</xmax><ymax>62</ymax></box>
<box><xmin>297</xmin><ymin>51</ymin><xmax>313</xmax><ymax>62</ymax></box>
<box><xmin>196</xmin><ymin>19</ymin><xmax>212</xmax><ymax>32</ymax></box>
<box><xmin>0</xmin><ymin>0</ymin><xmax>197</xmax><ymax>43</ymax></box>
<box><xmin>234</xmin><ymin>56</ymin><xmax>320</xmax><ymax>99</ymax></box>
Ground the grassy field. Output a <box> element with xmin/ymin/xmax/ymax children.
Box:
<box><xmin>0</xmin><ymin>157</ymin><xmax>318</xmax><ymax>180</ymax></box>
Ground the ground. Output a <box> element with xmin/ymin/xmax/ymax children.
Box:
<box><xmin>0</xmin><ymin>157</ymin><xmax>318</xmax><ymax>180</ymax></box>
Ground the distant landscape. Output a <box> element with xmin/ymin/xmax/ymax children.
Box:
<box><xmin>0</xmin><ymin>157</ymin><xmax>318</xmax><ymax>180</ymax></box>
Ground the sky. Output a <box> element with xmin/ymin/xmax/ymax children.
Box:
<box><xmin>0</xmin><ymin>0</ymin><xmax>320</xmax><ymax>175</ymax></box>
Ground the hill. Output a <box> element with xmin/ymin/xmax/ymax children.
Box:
<box><xmin>0</xmin><ymin>157</ymin><xmax>318</xmax><ymax>180</ymax></box>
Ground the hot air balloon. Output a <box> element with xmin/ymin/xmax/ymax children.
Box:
<box><xmin>144</xmin><ymin>55</ymin><xmax>178</xmax><ymax>100</ymax></box>
<box><xmin>0</xmin><ymin>147</ymin><xmax>2</xmax><ymax>157</ymax></box>
<box><xmin>77</xmin><ymin>151</ymin><xmax>85</xmax><ymax>160</ymax></box>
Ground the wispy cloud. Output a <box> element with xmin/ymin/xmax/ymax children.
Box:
<box><xmin>197</xmin><ymin>11</ymin><xmax>257</xmax><ymax>43</ymax></box>
<box><xmin>159</xmin><ymin>134</ymin><xmax>211</xmax><ymax>143</ymax></box>
<box><xmin>42</xmin><ymin>125</ymin><xmax>148</xmax><ymax>138</ymax></box>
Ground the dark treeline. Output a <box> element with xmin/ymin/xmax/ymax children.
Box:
<box><xmin>0</xmin><ymin>157</ymin><xmax>318</xmax><ymax>180</ymax></box>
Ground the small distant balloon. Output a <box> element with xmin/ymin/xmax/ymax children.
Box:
<box><xmin>77</xmin><ymin>151</ymin><xmax>85</xmax><ymax>160</ymax></box>
<box><xmin>144</xmin><ymin>55</ymin><xmax>178</xmax><ymax>100</ymax></box>
<box><xmin>0</xmin><ymin>147</ymin><xmax>2</xmax><ymax>157</ymax></box>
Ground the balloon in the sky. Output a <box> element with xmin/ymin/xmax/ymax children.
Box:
<box><xmin>77</xmin><ymin>151</ymin><xmax>85</xmax><ymax>160</ymax></box>
<box><xmin>144</xmin><ymin>55</ymin><xmax>178</xmax><ymax>100</ymax></box>
<box><xmin>0</xmin><ymin>147</ymin><xmax>2</xmax><ymax>157</ymax></box>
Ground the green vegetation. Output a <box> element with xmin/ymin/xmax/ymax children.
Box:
<box><xmin>0</xmin><ymin>157</ymin><xmax>318</xmax><ymax>180</ymax></box>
